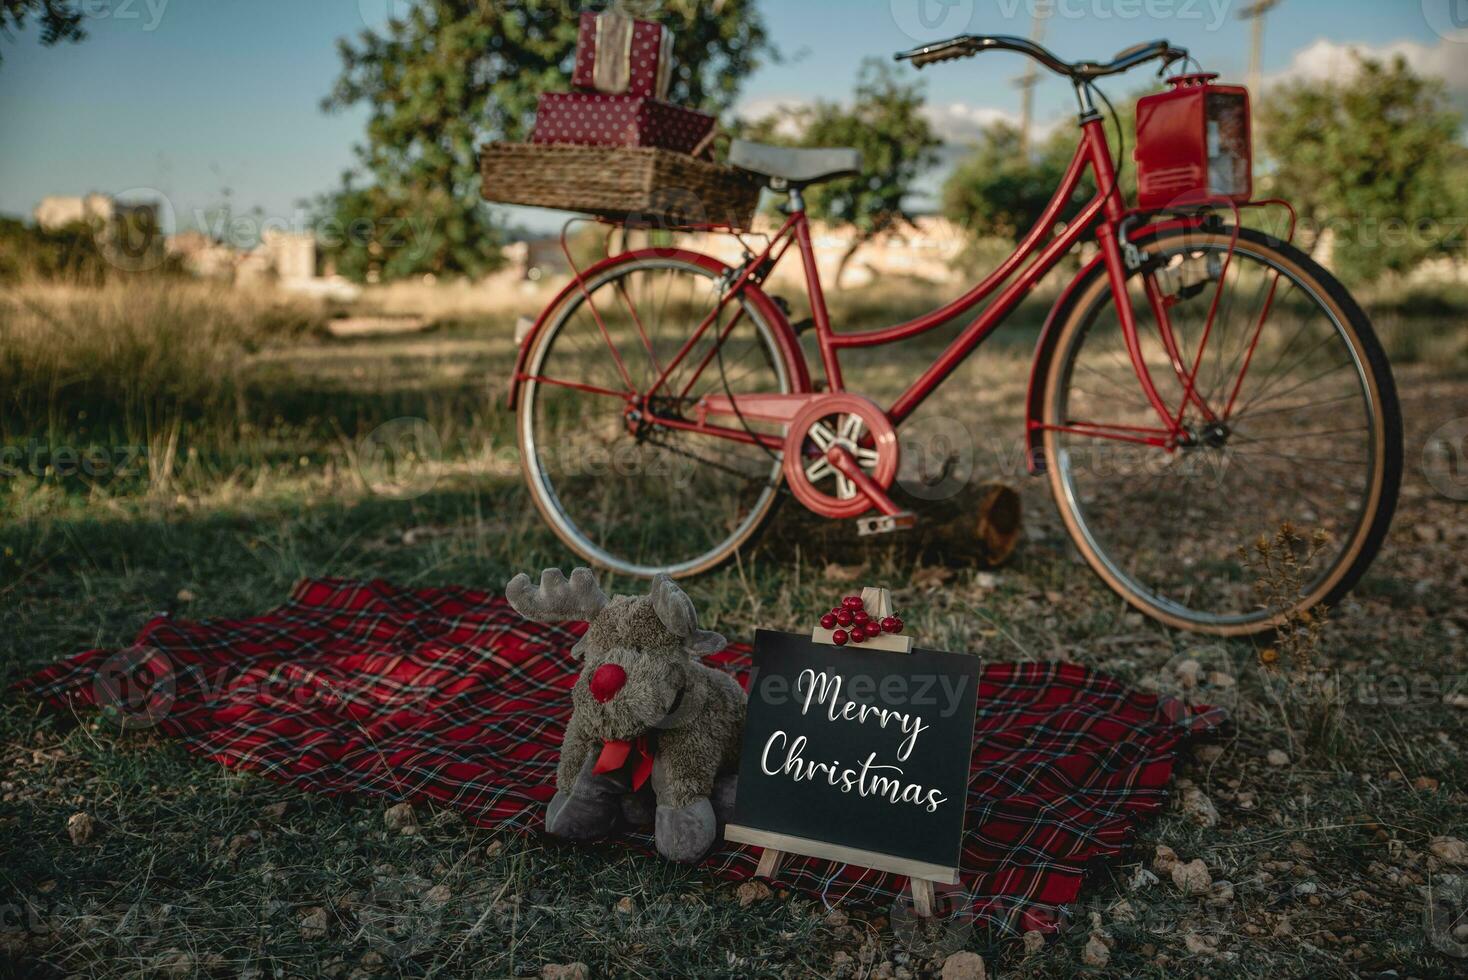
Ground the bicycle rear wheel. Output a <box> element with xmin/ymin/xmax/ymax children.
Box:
<box><xmin>1041</xmin><ymin>227</ymin><xmax>1401</xmax><ymax>635</ymax></box>
<box><xmin>518</xmin><ymin>254</ymin><xmax>799</xmax><ymax>577</ymax></box>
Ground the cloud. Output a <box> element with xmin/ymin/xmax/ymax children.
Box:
<box><xmin>734</xmin><ymin>95</ymin><xmax>1055</xmax><ymax>147</ymax></box>
<box><xmin>1266</xmin><ymin>37</ymin><xmax>1468</xmax><ymax>106</ymax></box>
<box><xmin>731</xmin><ymin>94</ymin><xmax>815</xmax><ymax>139</ymax></box>
<box><xmin>922</xmin><ymin>102</ymin><xmax>1023</xmax><ymax>144</ymax></box>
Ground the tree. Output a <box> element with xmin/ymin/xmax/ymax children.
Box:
<box><xmin>321</xmin><ymin>0</ymin><xmax>771</xmax><ymax>283</ymax></box>
<box><xmin>0</xmin><ymin>0</ymin><xmax>82</xmax><ymax>64</ymax></box>
<box><xmin>742</xmin><ymin>59</ymin><xmax>940</xmax><ymax>287</ymax></box>
<box><xmin>1259</xmin><ymin>55</ymin><xmax>1464</xmax><ymax>283</ymax></box>
<box><xmin>942</xmin><ymin>123</ymin><xmax>1077</xmax><ymax>242</ymax></box>
<box><xmin>941</xmin><ymin>101</ymin><xmax>1134</xmax><ymax>244</ymax></box>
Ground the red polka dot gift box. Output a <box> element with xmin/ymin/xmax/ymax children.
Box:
<box><xmin>571</xmin><ymin>9</ymin><xmax>674</xmax><ymax>101</ymax></box>
<box><xmin>531</xmin><ymin>92</ymin><xmax>717</xmax><ymax>156</ymax></box>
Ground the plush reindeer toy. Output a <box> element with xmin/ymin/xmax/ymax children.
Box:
<box><xmin>505</xmin><ymin>568</ymin><xmax>745</xmax><ymax>863</ymax></box>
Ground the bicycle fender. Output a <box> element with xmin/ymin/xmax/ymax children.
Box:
<box><xmin>506</xmin><ymin>247</ymin><xmax>811</xmax><ymax>410</ymax></box>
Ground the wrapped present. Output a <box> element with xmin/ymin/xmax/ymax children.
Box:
<box><xmin>531</xmin><ymin>92</ymin><xmax>716</xmax><ymax>156</ymax></box>
<box><xmin>571</xmin><ymin>8</ymin><xmax>673</xmax><ymax>100</ymax></box>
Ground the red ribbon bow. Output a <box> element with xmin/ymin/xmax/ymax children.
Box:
<box><xmin>592</xmin><ymin>735</ymin><xmax>655</xmax><ymax>790</ymax></box>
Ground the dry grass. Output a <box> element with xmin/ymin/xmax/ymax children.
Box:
<box><xmin>0</xmin><ymin>279</ymin><xmax>326</xmax><ymax>446</ymax></box>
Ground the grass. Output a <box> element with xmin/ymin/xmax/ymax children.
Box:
<box><xmin>1</xmin><ymin>273</ymin><xmax>1466</xmax><ymax>977</ymax></box>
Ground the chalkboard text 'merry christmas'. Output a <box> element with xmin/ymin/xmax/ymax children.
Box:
<box><xmin>759</xmin><ymin>667</ymin><xmax>948</xmax><ymax>813</ymax></box>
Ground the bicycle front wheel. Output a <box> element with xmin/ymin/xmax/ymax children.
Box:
<box><xmin>1041</xmin><ymin>227</ymin><xmax>1402</xmax><ymax>635</ymax></box>
<box><xmin>518</xmin><ymin>254</ymin><xmax>799</xmax><ymax>578</ymax></box>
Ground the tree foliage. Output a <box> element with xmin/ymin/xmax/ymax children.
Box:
<box><xmin>320</xmin><ymin>0</ymin><xmax>771</xmax><ymax>283</ymax></box>
<box><xmin>941</xmin><ymin>102</ymin><xmax>1134</xmax><ymax>244</ymax></box>
<box><xmin>0</xmin><ymin>0</ymin><xmax>84</xmax><ymax>64</ymax></box>
<box><xmin>942</xmin><ymin>123</ymin><xmax>1078</xmax><ymax>242</ymax></box>
<box><xmin>742</xmin><ymin>59</ymin><xmax>940</xmax><ymax>285</ymax></box>
<box><xmin>1260</xmin><ymin>55</ymin><xmax>1465</xmax><ymax>283</ymax></box>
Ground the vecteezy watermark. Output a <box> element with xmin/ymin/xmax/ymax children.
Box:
<box><xmin>357</xmin><ymin>0</ymin><xmax>594</xmax><ymax>29</ymax></box>
<box><xmin>77</xmin><ymin>0</ymin><xmax>169</xmax><ymax>32</ymax></box>
<box><xmin>1255</xmin><ymin>670</ymin><xmax>1468</xmax><ymax>710</ymax></box>
<box><xmin>890</xmin><ymin>881</ymin><xmax>975</xmax><ymax>958</ymax></box>
<box><xmin>1422</xmin><ymin>0</ymin><xmax>1468</xmax><ymax>43</ymax></box>
<box><xmin>993</xmin><ymin>0</ymin><xmax>1233</xmax><ymax>31</ymax></box>
<box><xmin>195</xmin><ymin>205</ymin><xmax>438</xmax><ymax>260</ymax></box>
<box><xmin>91</xmin><ymin>187</ymin><xmax>176</xmax><ymax>274</ymax></box>
<box><xmin>889</xmin><ymin>0</ymin><xmax>976</xmax><ymax>43</ymax></box>
<box><xmin>356</xmin><ymin>0</ymin><xmax>417</xmax><ymax>27</ymax></box>
<box><xmin>356</xmin><ymin>418</ymin><xmax>444</xmax><ymax>500</ymax></box>
<box><xmin>746</xmin><ymin>667</ymin><xmax>975</xmax><ymax>719</ymax></box>
<box><xmin>1423</xmin><ymin>417</ymin><xmax>1468</xmax><ymax>501</ymax></box>
<box><xmin>0</xmin><ymin>442</ymin><xmax>147</xmax><ymax>480</ymax></box>
<box><xmin>897</xmin><ymin>415</ymin><xmax>977</xmax><ymax>501</ymax></box>
<box><xmin>1425</xmin><ymin>875</ymin><xmax>1468</xmax><ymax>959</ymax></box>
<box><xmin>358</xmin><ymin>869</ymin><xmax>452</xmax><ymax>960</ymax></box>
<box><xmin>1148</xmin><ymin>647</ymin><xmax>1242</xmax><ymax>722</ymax></box>
<box><xmin>91</xmin><ymin>645</ymin><xmax>176</xmax><ymax>731</ymax></box>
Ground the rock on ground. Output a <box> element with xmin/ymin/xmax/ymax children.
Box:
<box><xmin>66</xmin><ymin>812</ymin><xmax>94</xmax><ymax>845</ymax></box>
<box><xmin>939</xmin><ymin>950</ymin><xmax>985</xmax><ymax>980</ymax></box>
<box><xmin>735</xmin><ymin>880</ymin><xmax>772</xmax><ymax>907</ymax></box>
<box><xmin>1178</xmin><ymin>781</ymin><xmax>1220</xmax><ymax>827</ymax></box>
<box><xmin>298</xmin><ymin>906</ymin><xmax>330</xmax><ymax>940</ymax></box>
<box><xmin>1081</xmin><ymin>933</ymin><xmax>1110</xmax><ymax>968</ymax></box>
<box><xmin>383</xmin><ymin>802</ymin><xmax>418</xmax><ymax>833</ymax></box>
<box><xmin>1429</xmin><ymin>836</ymin><xmax>1467</xmax><ymax>865</ymax></box>
<box><xmin>541</xmin><ymin>964</ymin><xmax>589</xmax><ymax>980</ymax></box>
<box><xmin>1172</xmin><ymin>858</ymin><xmax>1212</xmax><ymax>895</ymax></box>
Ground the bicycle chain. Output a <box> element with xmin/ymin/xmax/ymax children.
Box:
<box><xmin>640</xmin><ymin>430</ymin><xmax>789</xmax><ymax>496</ymax></box>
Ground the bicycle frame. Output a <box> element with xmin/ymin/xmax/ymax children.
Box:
<box><xmin>513</xmin><ymin>98</ymin><xmax>1292</xmax><ymax>469</ymax></box>
<box><xmin>648</xmin><ymin>113</ymin><xmax>1186</xmax><ymax>450</ymax></box>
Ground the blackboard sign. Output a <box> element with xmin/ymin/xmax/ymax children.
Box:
<box><xmin>724</xmin><ymin>629</ymin><xmax>981</xmax><ymax>883</ymax></box>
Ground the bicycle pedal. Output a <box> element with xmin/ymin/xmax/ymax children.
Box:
<box><xmin>855</xmin><ymin>512</ymin><xmax>917</xmax><ymax>536</ymax></box>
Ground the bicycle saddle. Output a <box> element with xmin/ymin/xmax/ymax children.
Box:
<box><xmin>728</xmin><ymin>140</ymin><xmax>862</xmax><ymax>186</ymax></box>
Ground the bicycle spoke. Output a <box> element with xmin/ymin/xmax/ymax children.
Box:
<box><xmin>1049</xmin><ymin>237</ymin><xmax>1388</xmax><ymax>631</ymax></box>
<box><xmin>523</xmin><ymin>258</ymin><xmax>789</xmax><ymax>575</ymax></box>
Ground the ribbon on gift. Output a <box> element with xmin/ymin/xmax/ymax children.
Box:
<box><xmin>591</xmin><ymin>9</ymin><xmax>634</xmax><ymax>95</ymax></box>
<box><xmin>584</xmin><ymin>8</ymin><xmax>674</xmax><ymax>100</ymax></box>
<box><xmin>592</xmin><ymin>734</ymin><xmax>656</xmax><ymax>790</ymax></box>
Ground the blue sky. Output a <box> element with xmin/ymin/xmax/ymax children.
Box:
<box><xmin>0</xmin><ymin>1</ymin><xmax>1460</xmax><ymax>233</ymax></box>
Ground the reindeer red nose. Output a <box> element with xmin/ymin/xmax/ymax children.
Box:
<box><xmin>589</xmin><ymin>663</ymin><xmax>627</xmax><ymax>703</ymax></box>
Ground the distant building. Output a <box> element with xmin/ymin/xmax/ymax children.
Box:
<box><xmin>34</xmin><ymin>194</ymin><xmax>115</xmax><ymax>230</ymax></box>
<box><xmin>34</xmin><ymin>194</ymin><xmax>160</xmax><ymax>235</ymax></box>
<box><xmin>166</xmin><ymin>230</ymin><xmax>238</xmax><ymax>279</ymax></box>
<box><xmin>262</xmin><ymin>229</ymin><xmax>317</xmax><ymax>283</ymax></box>
<box><xmin>679</xmin><ymin>215</ymin><xmax>969</xmax><ymax>289</ymax></box>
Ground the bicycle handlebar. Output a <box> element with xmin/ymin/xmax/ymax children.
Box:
<box><xmin>895</xmin><ymin>34</ymin><xmax>1187</xmax><ymax>82</ymax></box>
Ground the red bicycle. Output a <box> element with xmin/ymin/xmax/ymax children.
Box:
<box><xmin>509</xmin><ymin>35</ymin><xmax>1402</xmax><ymax>636</ymax></box>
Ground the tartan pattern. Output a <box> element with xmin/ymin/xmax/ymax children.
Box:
<box><xmin>15</xmin><ymin>578</ymin><xmax>1221</xmax><ymax>937</ymax></box>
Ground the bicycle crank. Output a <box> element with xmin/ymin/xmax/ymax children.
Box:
<box><xmin>781</xmin><ymin>393</ymin><xmax>912</xmax><ymax>525</ymax></box>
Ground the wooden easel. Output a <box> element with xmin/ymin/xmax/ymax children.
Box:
<box><xmin>748</xmin><ymin>585</ymin><xmax>940</xmax><ymax>917</ymax></box>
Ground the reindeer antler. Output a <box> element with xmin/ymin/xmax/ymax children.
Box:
<box><xmin>650</xmin><ymin>574</ymin><xmax>727</xmax><ymax>656</ymax></box>
<box><xmin>649</xmin><ymin>574</ymin><xmax>696</xmax><ymax>636</ymax></box>
<box><xmin>506</xmin><ymin>567</ymin><xmax>608</xmax><ymax>623</ymax></box>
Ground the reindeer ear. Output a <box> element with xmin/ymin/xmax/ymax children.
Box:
<box><xmin>649</xmin><ymin>573</ymin><xmax>697</xmax><ymax>638</ymax></box>
<box><xmin>685</xmin><ymin>629</ymin><xmax>727</xmax><ymax>658</ymax></box>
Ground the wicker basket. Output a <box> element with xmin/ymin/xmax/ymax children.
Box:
<box><xmin>480</xmin><ymin>143</ymin><xmax>762</xmax><ymax>231</ymax></box>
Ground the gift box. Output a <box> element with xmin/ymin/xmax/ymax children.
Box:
<box><xmin>531</xmin><ymin>92</ymin><xmax>716</xmax><ymax>155</ymax></box>
<box><xmin>571</xmin><ymin>9</ymin><xmax>673</xmax><ymax>100</ymax></box>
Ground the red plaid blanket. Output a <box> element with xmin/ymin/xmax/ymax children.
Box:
<box><xmin>16</xmin><ymin>578</ymin><xmax>1221</xmax><ymax>936</ymax></box>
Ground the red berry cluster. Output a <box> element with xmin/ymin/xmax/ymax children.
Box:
<box><xmin>818</xmin><ymin>595</ymin><xmax>903</xmax><ymax>646</ymax></box>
